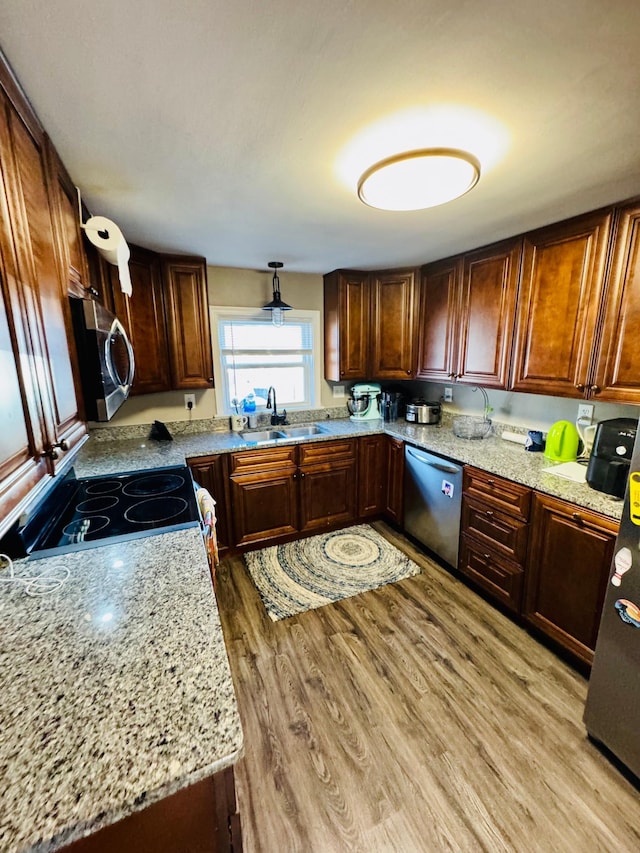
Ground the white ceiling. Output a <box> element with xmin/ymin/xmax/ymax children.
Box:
<box><xmin>2</xmin><ymin>1</ymin><xmax>640</xmax><ymax>273</ymax></box>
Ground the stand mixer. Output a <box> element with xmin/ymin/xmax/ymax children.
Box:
<box><xmin>347</xmin><ymin>383</ymin><xmax>382</xmax><ymax>421</ymax></box>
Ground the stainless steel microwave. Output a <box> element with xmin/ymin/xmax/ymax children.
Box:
<box><xmin>70</xmin><ymin>297</ymin><xmax>135</xmax><ymax>421</ymax></box>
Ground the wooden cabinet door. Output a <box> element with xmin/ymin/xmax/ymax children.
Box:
<box><xmin>230</xmin><ymin>469</ymin><xmax>298</xmax><ymax>546</ymax></box>
<box><xmin>0</xmin><ymin>87</ymin><xmax>85</xmax><ymax>471</ymax></box>
<box><xmin>511</xmin><ymin>209</ymin><xmax>612</xmax><ymax>397</ymax></box>
<box><xmin>323</xmin><ymin>270</ymin><xmax>370</xmax><ymax>381</ymax></box>
<box><xmin>370</xmin><ymin>269</ymin><xmax>417</xmax><ymax>379</ymax></box>
<box><xmin>298</xmin><ymin>458</ymin><xmax>356</xmax><ymax>532</ymax></box>
<box><xmin>357</xmin><ymin>434</ymin><xmax>387</xmax><ymax>517</ymax></box>
<box><xmin>456</xmin><ymin>238</ymin><xmax>521</xmax><ymax>388</ymax></box>
<box><xmin>384</xmin><ymin>436</ymin><xmax>404</xmax><ymax>525</ymax></box>
<box><xmin>592</xmin><ymin>200</ymin><xmax>640</xmax><ymax>404</ymax></box>
<box><xmin>111</xmin><ymin>245</ymin><xmax>171</xmax><ymax>395</ymax></box>
<box><xmin>162</xmin><ymin>256</ymin><xmax>214</xmax><ymax>389</ymax></box>
<box><xmin>524</xmin><ymin>493</ymin><xmax>618</xmax><ymax>665</ymax></box>
<box><xmin>46</xmin><ymin>141</ymin><xmax>88</xmax><ymax>299</ymax></box>
<box><xmin>416</xmin><ymin>257</ymin><xmax>462</xmax><ymax>381</ymax></box>
<box><xmin>188</xmin><ymin>454</ymin><xmax>231</xmax><ymax>558</ymax></box>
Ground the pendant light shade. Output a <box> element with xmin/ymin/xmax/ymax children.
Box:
<box><xmin>357</xmin><ymin>147</ymin><xmax>481</xmax><ymax>211</ymax></box>
<box><xmin>263</xmin><ymin>261</ymin><xmax>292</xmax><ymax>326</ymax></box>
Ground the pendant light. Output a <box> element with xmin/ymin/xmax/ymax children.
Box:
<box><xmin>262</xmin><ymin>261</ymin><xmax>292</xmax><ymax>326</ymax></box>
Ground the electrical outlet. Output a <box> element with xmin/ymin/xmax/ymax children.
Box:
<box><xmin>444</xmin><ymin>387</ymin><xmax>453</xmax><ymax>403</ymax></box>
<box><xmin>577</xmin><ymin>403</ymin><xmax>594</xmax><ymax>422</ymax></box>
<box><xmin>184</xmin><ymin>394</ymin><xmax>196</xmax><ymax>410</ymax></box>
<box><xmin>332</xmin><ymin>384</ymin><xmax>345</xmax><ymax>398</ymax></box>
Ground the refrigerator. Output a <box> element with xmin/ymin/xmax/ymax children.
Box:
<box><xmin>584</xmin><ymin>430</ymin><xmax>640</xmax><ymax>779</ymax></box>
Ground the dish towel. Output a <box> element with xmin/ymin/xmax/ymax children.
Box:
<box><xmin>196</xmin><ymin>487</ymin><xmax>219</xmax><ymax>579</ymax></box>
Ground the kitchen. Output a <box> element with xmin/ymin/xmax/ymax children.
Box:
<box><xmin>3</xmin><ymin>4</ymin><xmax>638</xmax><ymax>849</ymax></box>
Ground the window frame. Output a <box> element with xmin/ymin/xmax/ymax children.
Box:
<box><xmin>210</xmin><ymin>305</ymin><xmax>322</xmax><ymax>416</ymax></box>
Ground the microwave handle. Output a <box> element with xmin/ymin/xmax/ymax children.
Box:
<box><xmin>106</xmin><ymin>318</ymin><xmax>135</xmax><ymax>390</ymax></box>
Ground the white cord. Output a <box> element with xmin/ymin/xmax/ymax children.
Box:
<box><xmin>0</xmin><ymin>553</ymin><xmax>69</xmax><ymax>597</ymax></box>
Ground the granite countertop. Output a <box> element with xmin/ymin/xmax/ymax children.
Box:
<box><xmin>74</xmin><ymin>418</ymin><xmax>623</xmax><ymax>520</ymax></box>
<box><xmin>0</xmin><ymin>528</ymin><xmax>243</xmax><ymax>853</ymax></box>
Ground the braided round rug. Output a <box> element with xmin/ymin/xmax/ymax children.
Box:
<box><xmin>244</xmin><ymin>524</ymin><xmax>420</xmax><ymax>621</ymax></box>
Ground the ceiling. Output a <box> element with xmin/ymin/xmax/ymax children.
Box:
<box><xmin>2</xmin><ymin>0</ymin><xmax>640</xmax><ymax>273</ymax></box>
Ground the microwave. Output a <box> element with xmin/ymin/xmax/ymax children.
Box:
<box><xmin>70</xmin><ymin>297</ymin><xmax>135</xmax><ymax>421</ymax></box>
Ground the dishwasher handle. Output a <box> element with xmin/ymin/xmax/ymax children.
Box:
<box><xmin>406</xmin><ymin>447</ymin><xmax>460</xmax><ymax>475</ymax></box>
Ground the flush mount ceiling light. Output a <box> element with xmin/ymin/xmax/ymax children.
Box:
<box><xmin>357</xmin><ymin>147</ymin><xmax>481</xmax><ymax>211</ymax></box>
<box><xmin>262</xmin><ymin>261</ymin><xmax>292</xmax><ymax>326</ymax></box>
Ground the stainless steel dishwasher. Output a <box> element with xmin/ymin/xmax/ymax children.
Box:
<box><xmin>403</xmin><ymin>445</ymin><xmax>463</xmax><ymax>568</ymax></box>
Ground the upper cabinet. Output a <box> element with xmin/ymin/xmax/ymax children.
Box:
<box><xmin>510</xmin><ymin>209</ymin><xmax>612</xmax><ymax>398</ymax></box>
<box><xmin>370</xmin><ymin>269</ymin><xmax>417</xmax><ymax>379</ymax></box>
<box><xmin>0</xmin><ymin>67</ymin><xmax>86</xmax><ymax>538</ymax></box>
<box><xmin>108</xmin><ymin>249</ymin><xmax>213</xmax><ymax>394</ymax></box>
<box><xmin>324</xmin><ymin>267</ymin><xmax>418</xmax><ymax>381</ymax></box>
<box><xmin>591</xmin><ymin>199</ymin><xmax>640</xmax><ymax>403</ymax></box>
<box><xmin>161</xmin><ymin>255</ymin><xmax>214</xmax><ymax>390</ymax></box>
<box><xmin>417</xmin><ymin>238</ymin><xmax>521</xmax><ymax>389</ymax></box>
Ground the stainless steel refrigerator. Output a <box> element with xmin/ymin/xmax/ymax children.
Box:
<box><xmin>584</xmin><ymin>430</ymin><xmax>640</xmax><ymax>779</ymax></box>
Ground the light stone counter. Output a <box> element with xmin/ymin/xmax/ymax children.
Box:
<box><xmin>73</xmin><ymin>418</ymin><xmax>623</xmax><ymax>520</ymax></box>
<box><xmin>0</xmin><ymin>528</ymin><xmax>243</xmax><ymax>853</ymax></box>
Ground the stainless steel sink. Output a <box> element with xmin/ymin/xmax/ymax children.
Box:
<box><xmin>239</xmin><ymin>429</ymin><xmax>285</xmax><ymax>443</ymax></box>
<box><xmin>278</xmin><ymin>424</ymin><xmax>327</xmax><ymax>438</ymax></box>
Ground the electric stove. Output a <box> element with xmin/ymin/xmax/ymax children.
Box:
<box><xmin>1</xmin><ymin>465</ymin><xmax>200</xmax><ymax>560</ymax></box>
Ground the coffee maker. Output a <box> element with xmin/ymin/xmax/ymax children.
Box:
<box><xmin>586</xmin><ymin>418</ymin><xmax>638</xmax><ymax>498</ymax></box>
<box><xmin>347</xmin><ymin>383</ymin><xmax>382</xmax><ymax>421</ymax></box>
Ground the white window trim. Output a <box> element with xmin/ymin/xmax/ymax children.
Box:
<box><xmin>210</xmin><ymin>305</ymin><xmax>322</xmax><ymax>416</ymax></box>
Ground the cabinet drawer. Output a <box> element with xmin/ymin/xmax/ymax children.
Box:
<box><xmin>229</xmin><ymin>445</ymin><xmax>297</xmax><ymax>475</ymax></box>
<box><xmin>459</xmin><ymin>535</ymin><xmax>524</xmax><ymax>613</ymax></box>
<box><xmin>461</xmin><ymin>496</ymin><xmax>529</xmax><ymax>563</ymax></box>
<box><xmin>463</xmin><ymin>466</ymin><xmax>531</xmax><ymax>520</ymax></box>
<box><xmin>299</xmin><ymin>438</ymin><xmax>355</xmax><ymax>465</ymax></box>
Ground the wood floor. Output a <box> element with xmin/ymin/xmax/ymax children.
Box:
<box><xmin>215</xmin><ymin>523</ymin><xmax>640</xmax><ymax>853</ymax></box>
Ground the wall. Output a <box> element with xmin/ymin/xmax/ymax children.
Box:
<box><xmin>101</xmin><ymin>266</ymin><xmax>346</xmax><ymax>426</ymax></box>
<box><xmin>100</xmin><ymin>266</ymin><xmax>639</xmax><ymax>432</ymax></box>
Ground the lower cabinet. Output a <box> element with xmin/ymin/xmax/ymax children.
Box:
<box><xmin>385</xmin><ymin>436</ymin><xmax>405</xmax><ymax>525</ymax></box>
<box><xmin>187</xmin><ymin>453</ymin><xmax>232</xmax><ymax>559</ymax></box>
<box><xmin>459</xmin><ymin>467</ymin><xmax>530</xmax><ymax>613</ymax></box>
<box><xmin>523</xmin><ymin>492</ymin><xmax>618</xmax><ymax>666</ymax></box>
<box><xmin>298</xmin><ymin>440</ymin><xmax>357</xmax><ymax>532</ymax></box>
<box><xmin>227</xmin><ymin>440</ymin><xmax>357</xmax><ymax>548</ymax></box>
<box><xmin>60</xmin><ymin>766</ymin><xmax>241</xmax><ymax>853</ymax></box>
<box><xmin>357</xmin><ymin>434</ymin><xmax>388</xmax><ymax>517</ymax></box>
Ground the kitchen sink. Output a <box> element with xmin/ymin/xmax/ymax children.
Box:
<box><xmin>239</xmin><ymin>429</ymin><xmax>285</xmax><ymax>443</ymax></box>
<box><xmin>278</xmin><ymin>424</ymin><xmax>328</xmax><ymax>438</ymax></box>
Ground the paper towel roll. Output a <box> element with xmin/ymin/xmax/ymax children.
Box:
<box><xmin>501</xmin><ymin>430</ymin><xmax>527</xmax><ymax>445</ymax></box>
<box><xmin>83</xmin><ymin>215</ymin><xmax>132</xmax><ymax>297</ymax></box>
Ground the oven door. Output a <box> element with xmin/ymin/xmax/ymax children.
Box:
<box><xmin>71</xmin><ymin>298</ymin><xmax>135</xmax><ymax>421</ymax></box>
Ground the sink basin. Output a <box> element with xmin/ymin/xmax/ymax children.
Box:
<box><xmin>239</xmin><ymin>429</ymin><xmax>285</xmax><ymax>443</ymax></box>
<box><xmin>278</xmin><ymin>424</ymin><xmax>327</xmax><ymax>438</ymax></box>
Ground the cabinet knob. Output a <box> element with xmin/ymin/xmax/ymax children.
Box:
<box><xmin>487</xmin><ymin>479</ymin><xmax>495</xmax><ymax>486</ymax></box>
<box><xmin>55</xmin><ymin>439</ymin><xmax>70</xmax><ymax>452</ymax></box>
<box><xmin>572</xmin><ymin>512</ymin><xmax>583</xmax><ymax>524</ymax></box>
<box><xmin>406</xmin><ymin>369</ymin><xmax>412</xmax><ymax>375</ymax></box>
<box><xmin>590</xmin><ymin>384</ymin><xmax>601</xmax><ymax>394</ymax></box>
<box><xmin>208</xmin><ymin>377</ymin><xmax>214</xmax><ymax>384</ymax></box>
<box><xmin>448</xmin><ymin>372</ymin><xmax>456</xmax><ymax>378</ymax></box>
<box><xmin>41</xmin><ymin>447</ymin><xmax>59</xmax><ymax>460</ymax></box>
<box><xmin>483</xmin><ymin>553</ymin><xmax>491</xmax><ymax>561</ymax></box>
<box><xmin>485</xmin><ymin>510</ymin><xmax>494</xmax><ymax>518</ymax></box>
<box><xmin>575</xmin><ymin>383</ymin><xmax>585</xmax><ymax>392</ymax></box>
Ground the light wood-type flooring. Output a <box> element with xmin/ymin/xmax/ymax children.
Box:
<box><xmin>215</xmin><ymin>522</ymin><xmax>640</xmax><ymax>853</ymax></box>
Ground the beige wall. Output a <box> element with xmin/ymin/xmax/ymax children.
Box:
<box><xmin>103</xmin><ymin>265</ymin><xmax>344</xmax><ymax>426</ymax></box>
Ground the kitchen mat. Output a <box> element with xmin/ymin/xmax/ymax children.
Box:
<box><xmin>244</xmin><ymin>524</ymin><xmax>420</xmax><ymax>621</ymax></box>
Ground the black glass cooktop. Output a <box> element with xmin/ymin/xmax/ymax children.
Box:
<box><xmin>3</xmin><ymin>465</ymin><xmax>200</xmax><ymax>560</ymax></box>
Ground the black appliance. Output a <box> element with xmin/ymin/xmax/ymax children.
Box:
<box><xmin>586</xmin><ymin>418</ymin><xmax>638</xmax><ymax>499</ymax></box>
<box><xmin>0</xmin><ymin>465</ymin><xmax>200</xmax><ymax>560</ymax></box>
<box><xmin>70</xmin><ymin>297</ymin><xmax>135</xmax><ymax>421</ymax></box>
<box><xmin>380</xmin><ymin>391</ymin><xmax>404</xmax><ymax>422</ymax></box>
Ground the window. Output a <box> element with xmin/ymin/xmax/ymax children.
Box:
<box><xmin>211</xmin><ymin>306</ymin><xmax>321</xmax><ymax>415</ymax></box>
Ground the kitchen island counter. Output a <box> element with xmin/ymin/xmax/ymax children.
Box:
<box><xmin>74</xmin><ymin>419</ymin><xmax>624</xmax><ymax>520</ymax></box>
<box><xmin>0</xmin><ymin>528</ymin><xmax>242</xmax><ymax>853</ymax></box>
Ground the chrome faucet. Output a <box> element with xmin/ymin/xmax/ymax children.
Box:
<box><xmin>266</xmin><ymin>386</ymin><xmax>288</xmax><ymax>425</ymax></box>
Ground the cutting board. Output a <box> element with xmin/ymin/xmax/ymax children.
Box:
<box><xmin>541</xmin><ymin>461</ymin><xmax>587</xmax><ymax>483</ymax></box>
